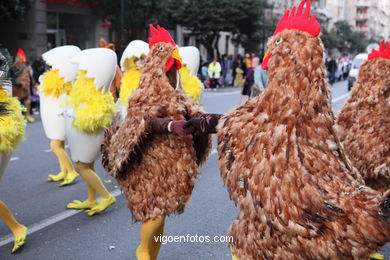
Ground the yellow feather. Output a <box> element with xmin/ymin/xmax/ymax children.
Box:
<box><xmin>119</xmin><ymin>69</ymin><xmax>141</xmax><ymax>106</ymax></box>
<box><xmin>67</xmin><ymin>71</ymin><xmax>116</xmax><ymax>134</ymax></box>
<box><xmin>180</xmin><ymin>66</ymin><xmax>203</xmax><ymax>103</ymax></box>
<box><xmin>0</xmin><ymin>86</ymin><xmax>26</xmax><ymax>153</ymax></box>
<box><xmin>40</xmin><ymin>69</ymin><xmax>72</xmax><ymax>98</ymax></box>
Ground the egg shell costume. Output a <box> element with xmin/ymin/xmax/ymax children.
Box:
<box><xmin>64</xmin><ymin>48</ymin><xmax>117</xmax><ymax>215</ymax></box>
<box><xmin>66</xmin><ymin>48</ymin><xmax>117</xmax><ymax>163</ymax></box>
<box><xmin>39</xmin><ymin>46</ymin><xmax>81</xmax><ymax>186</ymax></box>
<box><xmin>0</xmin><ymin>49</ymin><xmax>27</xmax><ymax>253</ymax></box>
<box><xmin>40</xmin><ymin>45</ymin><xmax>80</xmax><ymax>140</ymax></box>
<box><xmin>118</xmin><ymin>40</ymin><xmax>149</xmax><ymax>121</ymax></box>
<box><xmin>178</xmin><ymin>46</ymin><xmax>203</xmax><ymax>103</ymax></box>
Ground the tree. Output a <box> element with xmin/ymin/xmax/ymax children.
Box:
<box><xmin>161</xmin><ymin>0</ymin><xmax>268</xmax><ymax>59</ymax></box>
<box><xmin>0</xmin><ymin>0</ymin><xmax>30</xmax><ymax>21</ymax></box>
<box><xmin>92</xmin><ymin>0</ymin><xmax>166</xmax><ymax>49</ymax></box>
<box><xmin>321</xmin><ymin>21</ymin><xmax>370</xmax><ymax>54</ymax></box>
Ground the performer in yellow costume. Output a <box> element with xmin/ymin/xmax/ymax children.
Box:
<box><xmin>0</xmin><ymin>50</ymin><xmax>27</xmax><ymax>253</ymax></box>
<box><xmin>65</xmin><ymin>48</ymin><xmax>117</xmax><ymax>215</ymax></box>
<box><xmin>40</xmin><ymin>46</ymin><xmax>80</xmax><ymax>186</ymax></box>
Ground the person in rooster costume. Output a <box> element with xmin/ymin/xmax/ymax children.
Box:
<box><xmin>0</xmin><ymin>50</ymin><xmax>27</xmax><ymax>253</ymax></box>
<box><xmin>336</xmin><ymin>41</ymin><xmax>390</xmax><ymax>260</ymax></box>
<box><xmin>183</xmin><ymin>1</ymin><xmax>390</xmax><ymax>259</ymax></box>
<box><xmin>39</xmin><ymin>46</ymin><xmax>80</xmax><ymax>186</ymax></box>
<box><xmin>101</xmin><ymin>25</ymin><xmax>212</xmax><ymax>259</ymax></box>
<box><xmin>64</xmin><ymin>48</ymin><xmax>117</xmax><ymax>215</ymax></box>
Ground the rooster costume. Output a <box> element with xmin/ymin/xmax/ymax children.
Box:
<box><xmin>0</xmin><ymin>50</ymin><xmax>27</xmax><ymax>253</ymax></box>
<box><xmin>214</xmin><ymin>1</ymin><xmax>390</xmax><ymax>259</ymax></box>
<box><xmin>40</xmin><ymin>46</ymin><xmax>80</xmax><ymax>186</ymax></box>
<box><xmin>102</xmin><ymin>25</ymin><xmax>211</xmax><ymax>259</ymax></box>
<box><xmin>336</xmin><ymin>41</ymin><xmax>390</xmax><ymax>192</ymax></box>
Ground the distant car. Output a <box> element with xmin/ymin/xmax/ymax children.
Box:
<box><xmin>348</xmin><ymin>53</ymin><xmax>368</xmax><ymax>91</ymax></box>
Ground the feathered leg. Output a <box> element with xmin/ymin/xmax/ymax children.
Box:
<box><xmin>0</xmin><ymin>200</ymin><xmax>27</xmax><ymax>253</ymax></box>
<box><xmin>136</xmin><ymin>215</ymin><xmax>165</xmax><ymax>260</ymax></box>
<box><xmin>47</xmin><ymin>140</ymin><xmax>79</xmax><ymax>186</ymax></box>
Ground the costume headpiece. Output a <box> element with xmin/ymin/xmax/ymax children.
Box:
<box><xmin>262</xmin><ymin>0</ymin><xmax>321</xmax><ymax>69</ymax></box>
<box><xmin>148</xmin><ymin>24</ymin><xmax>181</xmax><ymax>72</ymax></box>
<box><xmin>148</xmin><ymin>25</ymin><xmax>176</xmax><ymax>48</ymax></box>
<box><xmin>368</xmin><ymin>40</ymin><xmax>390</xmax><ymax>60</ymax></box>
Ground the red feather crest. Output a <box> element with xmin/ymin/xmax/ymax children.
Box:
<box><xmin>273</xmin><ymin>0</ymin><xmax>320</xmax><ymax>37</ymax></box>
<box><xmin>368</xmin><ymin>40</ymin><xmax>390</xmax><ymax>60</ymax></box>
<box><xmin>148</xmin><ymin>24</ymin><xmax>176</xmax><ymax>49</ymax></box>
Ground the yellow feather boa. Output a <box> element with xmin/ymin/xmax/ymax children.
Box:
<box><xmin>180</xmin><ymin>66</ymin><xmax>203</xmax><ymax>103</ymax></box>
<box><xmin>119</xmin><ymin>69</ymin><xmax>141</xmax><ymax>106</ymax></box>
<box><xmin>67</xmin><ymin>71</ymin><xmax>116</xmax><ymax>134</ymax></box>
<box><xmin>0</xmin><ymin>86</ymin><xmax>26</xmax><ymax>153</ymax></box>
<box><xmin>40</xmin><ymin>69</ymin><xmax>72</xmax><ymax>98</ymax></box>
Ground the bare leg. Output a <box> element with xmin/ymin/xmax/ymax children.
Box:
<box><xmin>0</xmin><ymin>200</ymin><xmax>27</xmax><ymax>253</ymax></box>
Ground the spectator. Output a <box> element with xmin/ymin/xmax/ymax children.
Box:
<box><xmin>234</xmin><ymin>59</ymin><xmax>244</xmax><ymax>88</ymax></box>
<box><xmin>208</xmin><ymin>58</ymin><xmax>221</xmax><ymax>91</ymax></box>
<box><xmin>251</xmin><ymin>57</ymin><xmax>268</xmax><ymax>98</ymax></box>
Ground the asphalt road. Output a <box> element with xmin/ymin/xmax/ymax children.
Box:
<box><xmin>1</xmin><ymin>80</ymin><xmax>389</xmax><ymax>260</ymax></box>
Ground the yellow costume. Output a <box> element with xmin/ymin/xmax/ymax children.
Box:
<box><xmin>0</xmin><ymin>50</ymin><xmax>27</xmax><ymax>252</ymax></box>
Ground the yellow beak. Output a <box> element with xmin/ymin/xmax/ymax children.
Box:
<box><xmin>171</xmin><ymin>48</ymin><xmax>182</xmax><ymax>62</ymax></box>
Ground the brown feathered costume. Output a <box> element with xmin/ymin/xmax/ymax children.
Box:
<box><xmin>102</xmin><ymin>25</ymin><xmax>211</xmax><ymax>222</ymax></box>
<box><xmin>217</xmin><ymin>1</ymin><xmax>390</xmax><ymax>259</ymax></box>
<box><xmin>336</xmin><ymin>41</ymin><xmax>390</xmax><ymax>192</ymax></box>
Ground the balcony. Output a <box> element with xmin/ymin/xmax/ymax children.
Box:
<box><xmin>356</xmin><ymin>0</ymin><xmax>370</xmax><ymax>7</ymax></box>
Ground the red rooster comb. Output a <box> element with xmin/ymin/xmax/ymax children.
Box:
<box><xmin>368</xmin><ymin>40</ymin><xmax>390</xmax><ymax>60</ymax></box>
<box><xmin>273</xmin><ymin>0</ymin><xmax>320</xmax><ymax>37</ymax></box>
<box><xmin>148</xmin><ymin>24</ymin><xmax>176</xmax><ymax>49</ymax></box>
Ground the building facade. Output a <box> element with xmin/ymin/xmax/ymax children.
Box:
<box><xmin>0</xmin><ymin>0</ymin><xmax>109</xmax><ymax>61</ymax></box>
<box><xmin>326</xmin><ymin>0</ymin><xmax>390</xmax><ymax>40</ymax></box>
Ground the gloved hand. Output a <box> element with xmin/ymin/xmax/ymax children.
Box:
<box><xmin>183</xmin><ymin>114</ymin><xmax>222</xmax><ymax>134</ymax></box>
<box><xmin>169</xmin><ymin>120</ymin><xmax>194</xmax><ymax>135</ymax></box>
<box><xmin>150</xmin><ymin>118</ymin><xmax>194</xmax><ymax>135</ymax></box>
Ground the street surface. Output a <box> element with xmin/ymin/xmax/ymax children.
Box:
<box><xmin>1</xmin><ymin>80</ymin><xmax>389</xmax><ymax>259</ymax></box>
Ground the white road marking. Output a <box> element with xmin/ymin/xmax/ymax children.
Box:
<box><xmin>10</xmin><ymin>157</ymin><xmax>19</xmax><ymax>161</ymax></box>
<box><xmin>203</xmin><ymin>90</ymin><xmax>240</xmax><ymax>97</ymax></box>
<box><xmin>0</xmin><ymin>189</ymin><xmax>122</xmax><ymax>247</ymax></box>
<box><xmin>332</xmin><ymin>93</ymin><xmax>349</xmax><ymax>104</ymax></box>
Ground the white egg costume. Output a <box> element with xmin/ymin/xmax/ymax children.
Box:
<box><xmin>40</xmin><ymin>46</ymin><xmax>80</xmax><ymax>141</ymax></box>
<box><xmin>178</xmin><ymin>46</ymin><xmax>203</xmax><ymax>103</ymax></box>
<box><xmin>118</xmin><ymin>40</ymin><xmax>149</xmax><ymax>120</ymax></box>
<box><xmin>179</xmin><ymin>46</ymin><xmax>200</xmax><ymax>77</ymax></box>
<box><xmin>65</xmin><ymin>48</ymin><xmax>117</xmax><ymax>163</ymax></box>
